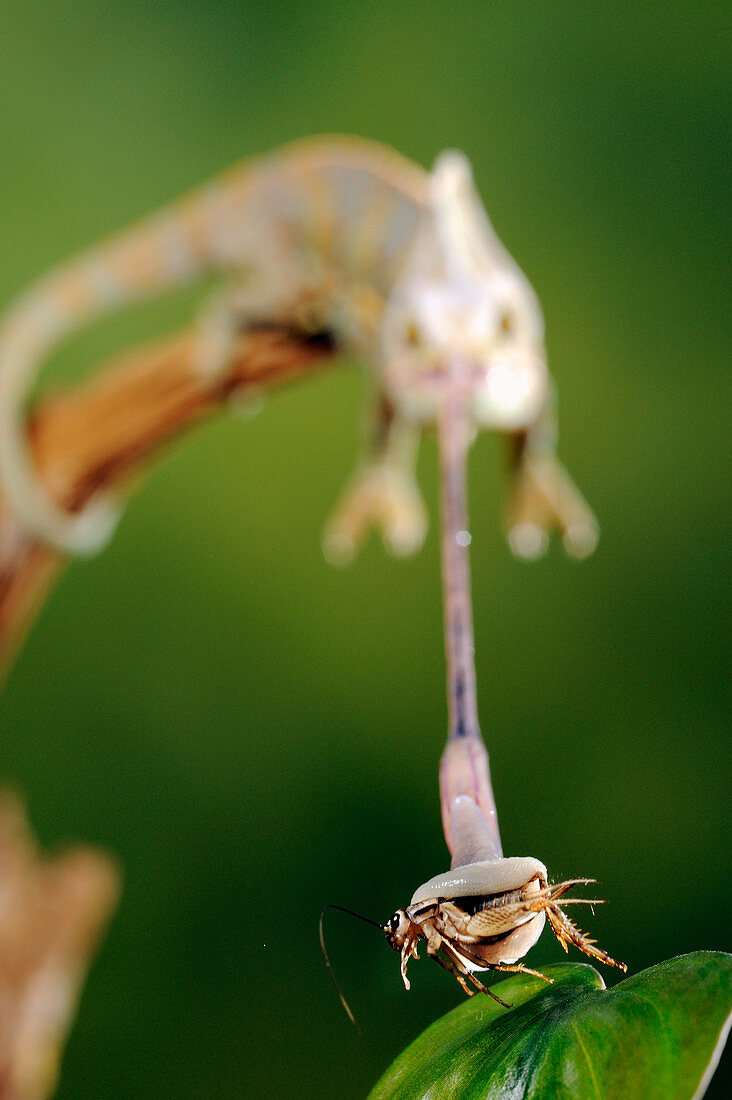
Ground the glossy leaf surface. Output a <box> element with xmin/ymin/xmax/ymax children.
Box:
<box><xmin>369</xmin><ymin>952</ymin><xmax>732</xmax><ymax>1099</ymax></box>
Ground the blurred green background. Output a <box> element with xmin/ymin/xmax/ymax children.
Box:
<box><xmin>0</xmin><ymin>1</ymin><xmax>729</xmax><ymax>1097</ymax></box>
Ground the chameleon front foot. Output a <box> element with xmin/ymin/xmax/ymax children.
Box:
<box><xmin>506</xmin><ymin>455</ymin><xmax>599</xmax><ymax>561</ymax></box>
<box><xmin>323</xmin><ymin>463</ymin><xmax>427</xmax><ymax>565</ymax></box>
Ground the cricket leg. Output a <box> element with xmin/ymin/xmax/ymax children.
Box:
<box><xmin>449</xmin><ymin>938</ymin><xmax>552</xmax><ymax>986</ymax></box>
<box><xmin>546</xmin><ymin>903</ymin><xmax>627</xmax><ymax>971</ymax></box>
<box><xmin>483</xmin><ymin>960</ymin><xmax>552</xmax><ymax>982</ymax></box>
<box><xmin>504</xmin><ymin>387</ymin><xmax>598</xmax><ymax>561</ymax></box>
<box><xmin>429</xmin><ymin>947</ymin><xmax>477</xmax><ymax>997</ymax></box>
<box><xmin>543</xmin><ymin>879</ymin><xmax>601</xmax><ymax>906</ymax></box>
<box><xmin>323</xmin><ymin>393</ymin><xmax>427</xmax><ymax>564</ymax></box>
<box><xmin>399</xmin><ymin>934</ymin><xmax>421</xmax><ymax>991</ymax></box>
<box><xmin>438</xmin><ymin>941</ymin><xmax>512</xmax><ymax>1007</ymax></box>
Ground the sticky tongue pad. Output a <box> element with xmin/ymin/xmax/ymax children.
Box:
<box><xmin>410</xmin><ymin>853</ymin><xmax>547</xmax><ymax>906</ymax></box>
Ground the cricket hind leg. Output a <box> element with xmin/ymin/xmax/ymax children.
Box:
<box><xmin>545</xmin><ymin>902</ymin><xmax>627</xmax><ymax>972</ymax></box>
<box><xmin>504</xmin><ymin>387</ymin><xmax>598</xmax><ymax>561</ymax></box>
<box><xmin>323</xmin><ymin>392</ymin><xmax>427</xmax><ymax>564</ymax></box>
<box><xmin>482</xmin><ymin>960</ymin><xmax>552</xmax><ymax>983</ymax></box>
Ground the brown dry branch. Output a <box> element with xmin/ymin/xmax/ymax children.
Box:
<box><xmin>0</xmin><ymin>792</ymin><xmax>120</xmax><ymax>1100</ymax></box>
<box><xmin>0</xmin><ymin>326</ymin><xmax>336</xmax><ymax>677</ymax></box>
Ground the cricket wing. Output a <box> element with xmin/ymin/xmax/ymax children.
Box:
<box><xmin>465</xmin><ymin>900</ymin><xmax>539</xmax><ymax>938</ymax></box>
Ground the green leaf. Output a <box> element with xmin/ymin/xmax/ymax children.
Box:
<box><xmin>368</xmin><ymin>952</ymin><xmax>732</xmax><ymax>1100</ymax></box>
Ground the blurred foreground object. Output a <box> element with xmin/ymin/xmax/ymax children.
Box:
<box><xmin>0</xmin><ymin>792</ymin><xmax>120</xmax><ymax>1100</ymax></box>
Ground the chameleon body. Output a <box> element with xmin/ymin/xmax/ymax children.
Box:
<box><xmin>0</xmin><ymin>135</ymin><xmax>597</xmax><ymax>560</ymax></box>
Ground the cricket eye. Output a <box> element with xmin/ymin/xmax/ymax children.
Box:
<box><xmin>499</xmin><ymin>308</ymin><xmax>515</xmax><ymax>335</ymax></box>
<box><xmin>389</xmin><ymin>913</ymin><xmax>401</xmax><ymax>933</ymax></box>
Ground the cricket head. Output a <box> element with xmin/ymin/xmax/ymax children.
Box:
<box><xmin>384</xmin><ymin>907</ymin><xmax>413</xmax><ymax>952</ymax></box>
<box><xmin>381</xmin><ymin>151</ymin><xmax>548</xmax><ymax>432</ymax></box>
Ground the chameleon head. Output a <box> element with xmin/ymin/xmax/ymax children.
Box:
<box><xmin>381</xmin><ymin>151</ymin><xmax>548</xmax><ymax>431</ymax></box>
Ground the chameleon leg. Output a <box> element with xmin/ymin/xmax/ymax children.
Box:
<box><xmin>322</xmin><ymin>395</ymin><xmax>427</xmax><ymax>564</ymax></box>
<box><xmin>194</xmin><ymin>285</ymin><xmax>257</xmax><ymax>381</ymax></box>
<box><xmin>504</xmin><ymin>389</ymin><xmax>599</xmax><ymax>561</ymax></box>
<box><xmin>193</xmin><ymin>267</ymin><xmax>335</xmax><ymax>381</ymax></box>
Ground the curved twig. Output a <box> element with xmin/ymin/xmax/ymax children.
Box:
<box><xmin>0</xmin><ymin>325</ymin><xmax>336</xmax><ymax>677</ymax></box>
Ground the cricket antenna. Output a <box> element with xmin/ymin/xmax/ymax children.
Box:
<box><xmin>319</xmin><ymin>904</ymin><xmax>383</xmax><ymax>1031</ymax></box>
